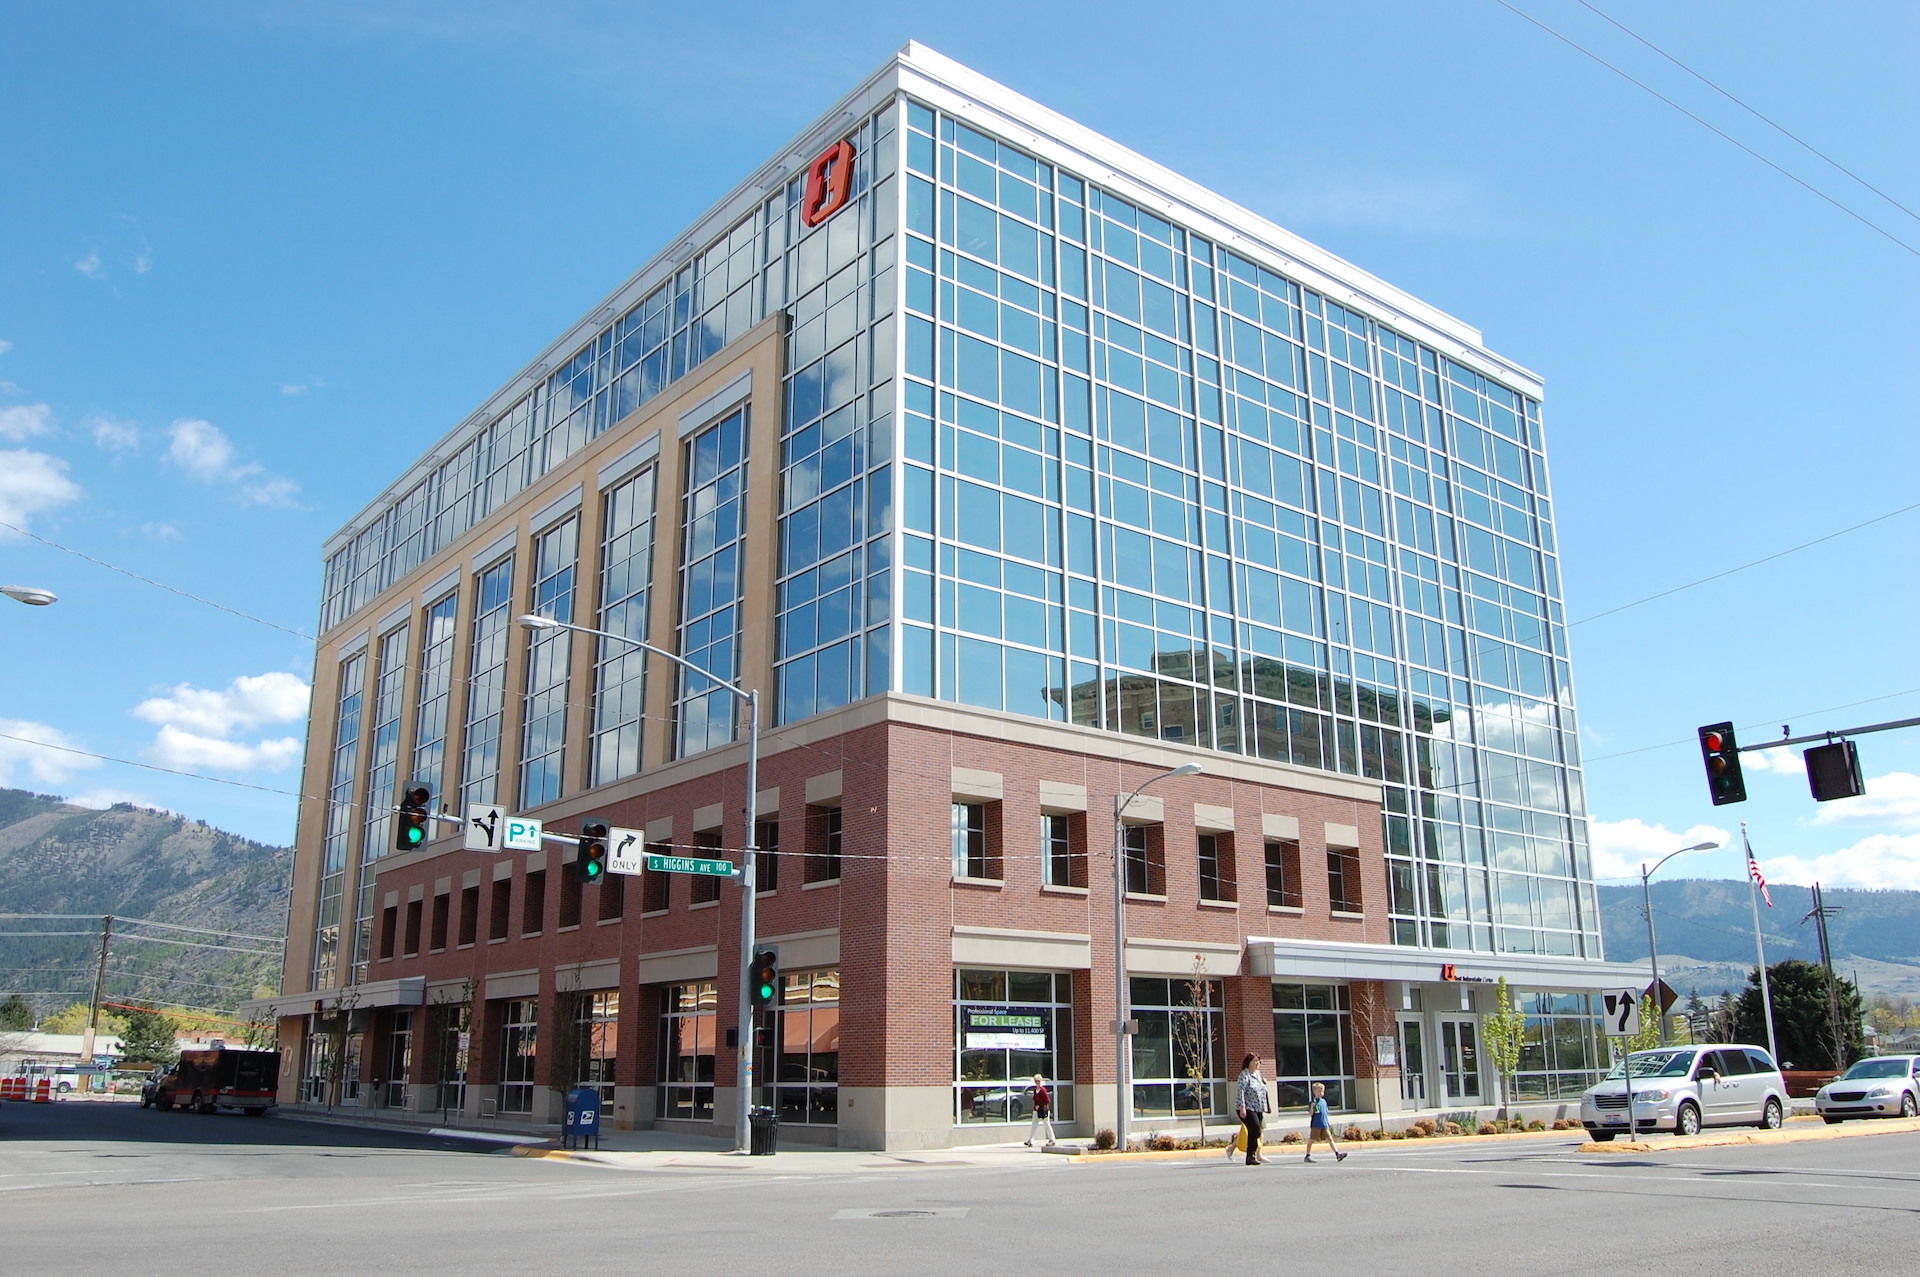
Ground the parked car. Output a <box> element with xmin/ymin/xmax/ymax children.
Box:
<box><xmin>1815</xmin><ymin>1055</ymin><xmax>1920</xmax><ymax>1122</ymax></box>
<box><xmin>1581</xmin><ymin>1044</ymin><xmax>1787</xmax><ymax>1140</ymax></box>
<box><xmin>140</xmin><ymin>1067</ymin><xmax>177</xmax><ymax>1108</ymax></box>
<box><xmin>966</xmin><ymin>1087</ymin><xmax>1033</xmax><ymax>1120</ymax></box>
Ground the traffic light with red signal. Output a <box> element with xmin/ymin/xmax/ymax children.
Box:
<box><xmin>395</xmin><ymin>782</ymin><xmax>433</xmax><ymax>851</ymax></box>
<box><xmin>1697</xmin><ymin>722</ymin><xmax>1748</xmax><ymax>806</ymax></box>
<box><xmin>575</xmin><ymin>821</ymin><xmax>609</xmax><ymax>884</ymax></box>
<box><xmin>750</xmin><ymin>947</ymin><xmax>780</xmax><ymax>1008</ymax></box>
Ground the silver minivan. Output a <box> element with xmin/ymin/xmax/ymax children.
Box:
<box><xmin>1581</xmin><ymin>1044</ymin><xmax>1788</xmax><ymax>1140</ymax></box>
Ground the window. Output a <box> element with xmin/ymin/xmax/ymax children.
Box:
<box><xmin>955</xmin><ymin>969</ymin><xmax>1075</xmax><ymax>1126</ymax></box>
<box><xmin>489</xmin><ymin>878</ymin><xmax>511</xmax><ymax>941</ymax></box>
<box><xmin>806</xmin><ymin>806</ymin><xmax>842</xmax><ymax>883</ymax></box>
<box><xmin>412</xmin><ymin>591</ymin><xmax>460</xmax><ymax>795</ymax></box>
<box><xmin>1129</xmin><ymin>975</ymin><xmax>1226</xmax><ymax>1120</ymax></box>
<box><xmin>692</xmin><ymin>830</ymin><xmax>723</xmax><ymax>903</ymax></box>
<box><xmin>1513</xmin><ymin>992</ymin><xmax>1604</xmax><ymax>1100</ymax></box>
<box><xmin>430</xmin><ymin>893</ymin><xmax>449</xmax><ymax>951</ymax></box>
<box><xmin>459</xmin><ymin>885</ymin><xmax>479</xmax><ymax>947</ymax></box>
<box><xmin>657</xmin><ymin>982</ymin><xmax>717</xmax><ymax>1119</ymax></box>
<box><xmin>558</xmin><ymin>861</ymin><xmax>583</xmax><ymax>928</ymax></box>
<box><xmin>311</xmin><ymin>651</ymin><xmax>364</xmax><ymax>990</ymax></box>
<box><xmin>1121</xmin><ymin>823</ymin><xmax>1164</xmax><ymax>895</ymax></box>
<box><xmin>598</xmin><ymin>868</ymin><xmax>625</xmax><ymax>922</ymax></box>
<box><xmin>498</xmin><ymin>998</ymin><xmax>538</xmax><ymax>1114</ymax></box>
<box><xmin>403</xmin><ymin>899</ymin><xmax>423</xmax><ymax>955</ymax></box>
<box><xmin>1198</xmin><ymin>832</ymin><xmax>1234</xmax><ymax>902</ymax></box>
<box><xmin>770</xmin><ymin>969</ymin><xmax>840</xmax><ymax>1126</ymax></box>
<box><xmin>1265</xmin><ymin>839</ymin><xmax>1302</xmax><ymax>909</ymax></box>
<box><xmin>575</xmin><ymin>991</ymin><xmax>619</xmax><ymax>1113</ymax></box>
<box><xmin>385</xmin><ymin>1010</ymin><xmax>413</xmax><ymax>1109</ymax></box>
<box><xmin>1042</xmin><ymin>813</ymin><xmax>1086</xmax><ymax>888</ymax></box>
<box><xmin>642</xmin><ymin>845</ymin><xmax>671</xmax><ymax>913</ymax></box>
<box><xmin>675</xmin><ymin>409</ymin><xmax>748</xmax><ymax>758</ymax></box>
<box><xmin>520</xmin><ymin>517</ymin><xmax>578</xmax><ymax>808</ymax></box>
<box><xmin>1272</xmin><ymin>983</ymin><xmax>1356</xmax><ymax>1110</ymax></box>
<box><xmin>521</xmin><ymin>870</ymin><xmax>546</xmax><ymax>934</ymax></box>
<box><xmin>755</xmin><ymin>817</ymin><xmax>779</xmax><ymax>893</ymax></box>
<box><xmin>429</xmin><ymin>1000</ymin><xmax>468</xmax><ymax>1113</ymax></box>
<box><xmin>460</xmin><ymin>558</ymin><xmax>515</xmax><ymax>811</ymax></box>
<box><xmin>592</xmin><ymin>466</ymin><xmax>656</xmax><ymax>785</ymax></box>
<box><xmin>355</xmin><ymin>625</ymin><xmax>410</xmax><ymax>980</ymax></box>
<box><xmin>952</xmin><ymin>802</ymin><xmax>999</xmax><ymax>879</ymax></box>
<box><xmin>379</xmin><ymin>904</ymin><xmax>397</xmax><ymax>960</ymax></box>
<box><xmin>1328</xmin><ymin>846</ymin><xmax>1362</xmax><ymax>913</ymax></box>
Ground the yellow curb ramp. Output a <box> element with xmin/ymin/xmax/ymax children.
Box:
<box><xmin>512</xmin><ymin>1145</ymin><xmax>585</xmax><ymax>1161</ymax></box>
<box><xmin>1063</xmin><ymin>1125</ymin><xmax>1581</xmax><ymax>1164</ymax></box>
<box><xmin>1581</xmin><ymin>1114</ymin><xmax>1920</xmax><ymax>1155</ymax></box>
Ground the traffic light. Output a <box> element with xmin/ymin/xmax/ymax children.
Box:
<box><xmin>1697</xmin><ymin>722</ymin><xmax>1748</xmax><ymax>806</ymax></box>
<box><xmin>575</xmin><ymin>821</ymin><xmax>609</xmax><ymax>884</ymax></box>
<box><xmin>750</xmin><ymin>947</ymin><xmax>780</xmax><ymax>1008</ymax></box>
<box><xmin>395</xmin><ymin>782</ymin><xmax>432</xmax><ymax>851</ymax></box>
<box><xmin>1805</xmin><ymin>740</ymin><xmax>1865</xmax><ymax>803</ymax></box>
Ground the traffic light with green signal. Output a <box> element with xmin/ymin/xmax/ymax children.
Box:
<box><xmin>395</xmin><ymin>783</ymin><xmax>432</xmax><ymax>851</ymax></box>
<box><xmin>575</xmin><ymin>821</ymin><xmax>609</xmax><ymax>884</ymax></box>
<box><xmin>1697</xmin><ymin>722</ymin><xmax>1748</xmax><ymax>806</ymax></box>
<box><xmin>750</xmin><ymin>947</ymin><xmax>780</xmax><ymax>1008</ymax></box>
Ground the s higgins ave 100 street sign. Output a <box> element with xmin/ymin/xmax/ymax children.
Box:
<box><xmin>645</xmin><ymin>853</ymin><xmax>736</xmax><ymax>878</ymax></box>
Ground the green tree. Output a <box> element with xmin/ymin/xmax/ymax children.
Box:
<box><xmin>40</xmin><ymin>1002</ymin><xmax>127</xmax><ymax>1038</ymax></box>
<box><xmin>0</xmin><ymin>994</ymin><xmax>33</xmax><ymax>1030</ymax></box>
<box><xmin>116</xmin><ymin>1004</ymin><xmax>178</xmax><ymax>1066</ymax></box>
<box><xmin>1481</xmin><ymin>977</ymin><xmax>1526</xmax><ymax>1119</ymax></box>
<box><xmin>1735</xmin><ymin>960</ymin><xmax>1866</xmax><ymax>1070</ymax></box>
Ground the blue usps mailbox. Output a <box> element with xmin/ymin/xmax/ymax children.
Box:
<box><xmin>564</xmin><ymin>1088</ymin><xmax>601</xmax><ymax>1149</ymax></box>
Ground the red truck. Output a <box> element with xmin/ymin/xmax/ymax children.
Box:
<box><xmin>148</xmin><ymin>1048</ymin><xmax>280</xmax><ymax>1116</ymax></box>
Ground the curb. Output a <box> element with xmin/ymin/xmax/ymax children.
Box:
<box><xmin>1581</xmin><ymin>1114</ymin><xmax>1920</xmax><ymax>1154</ymax></box>
<box><xmin>1063</xmin><ymin>1124</ymin><xmax>1583</xmax><ymax>1163</ymax></box>
<box><xmin>273</xmin><ymin>1108</ymin><xmax>552</xmax><ymax>1147</ymax></box>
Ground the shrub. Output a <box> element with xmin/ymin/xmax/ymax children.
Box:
<box><xmin>1443</xmin><ymin>1122</ymin><xmax>1465</xmax><ymax>1136</ymax></box>
<box><xmin>1279</xmin><ymin>1130</ymin><xmax>1303</xmax><ymax>1144</ymax></box>
<box><xmin>1092</xmin><ymin>1128</ymin><xmax>1117</xmax><ymax>1151</ymax></box>
<box><xmin>1147</xmin><ymin>1133</ymin><xmax>1180</xmax><ymax>1152</ymax></box>
<box><xmin>1342</xmin><ymin>1125</ymin><xmax>1367</xmax><ymax>1142</ymax></box>
<box><xmin>1526</xmin><ymin>1119</ymin><xmax>1546</xmax><ymax>1132</ymax></box>
<box><xmin>1412</xmin><ymin>1119</ymin><xmax>1439</xmax><ymax>1136</ymax></box>
<box><xmin>1550</xmin><ymin>1118</ymin><xmax>1580</xmax><ymax>1131</ymax></box>
<box><xmin>1477</xmin><ymin>1122</ymin><xmax>1499</xmax><ymax>1135</ymax></box>
<box><xmin>1366</xmin><ymin>1127</ymin><xmax>1388</xmax><ymax>1140</ymax></box>
<box><xmin>1400</xmin><ymin>1125</ymin><xmax>1423</xmax><ymax>1139</ymax></box>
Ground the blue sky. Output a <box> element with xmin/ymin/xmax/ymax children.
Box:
<box><xmin>2</xmin><ymin>1</ymin><xmax>1915</xmax><ymax>894</ymax></box>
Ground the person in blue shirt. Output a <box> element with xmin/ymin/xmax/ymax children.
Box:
<box><xmin>1303</xmin><ymin>1081</ymin><xmax>1347</xmax><ymax>1163</ymax></box>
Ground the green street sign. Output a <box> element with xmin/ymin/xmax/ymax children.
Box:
<box><xmin>645</xmin><ymin>854</ymin><xmax>737</xmax><ymax>878</ymax></box>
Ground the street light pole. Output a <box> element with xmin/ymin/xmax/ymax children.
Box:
<box><xmin>1113</xmin><ymin>761</ymin><xmax>1201</xmax><ymax>1151</ymax></box>
<box><xmin>517</xmin><ymin>614</ymin><xmax>760</xmax><ymax>1153</ymax></box>
<box><xmin>1640</xmin><ymin>841</ymin><xmax>1719</xmax><ymax>1046</ymax></box>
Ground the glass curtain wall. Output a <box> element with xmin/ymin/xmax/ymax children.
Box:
<box><xmin>412</xmin><ymin>591</ymin><xmax>459</xmax><ymax>797</ymax></box>
<box><xmin>591</xmin><ymin>467</ymin><xmax>656</xmax><ymax>784</ymax></box>
<box><xmin>675</xmin><ymin>411</ymin><xmax>748</xmax><ymax>757</ymax></box>
<box><xmin>460</xmin><ymin>558</ymin><xmax>514</xmax><ymax>811</ymax></box>
<box><xmin>893</xmin><ymin>100</ymin><xmax>1593</xmax><ymax>961</ymax></box>
<box><xmin>1515</xmin><ymin>992</ymin><xmax>1605</xmax><ymax>1099</ymax></box>
<box><xmin>311</xmin><ymin>652</ymin><xmax>364</xmax><ymax>990</ymax></box>
<box><xmin>520</xmin><ymin>517</ymin><xmax>578</xmax><ymax>807</ymax></box>
<box><xmin>352</xmin><ymin>626</ymin><xmax>410</xmax><ymax>980</ymax></box>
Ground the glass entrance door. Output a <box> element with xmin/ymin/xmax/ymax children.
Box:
<box><xmin>1439</xmin><ymin>1018</ymin><xmax>1481</xmax><ymax>1103</ymax></box>
<box><xmin>1398</xmin><ymin>1018</ymin><xmax>1427</xmax><ymax>1106</ymax></box>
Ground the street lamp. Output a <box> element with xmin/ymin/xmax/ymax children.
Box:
<box><xmin>2</xmin><ymin>585</ymin><xmax>58</xmax><ymax>606</ymax></box>
<box><xmin>1113</xmin><ymin>760</ymin><xmax>1202</xmax><ymax>1151</ymax></box>
<box><xmin>1641</xmin><ymin>840</ymin><xmax>1719</xmax><ymax>1045</ymax></box>
<box><xmin>517</xmin><ymin>612</ymin><xmax>762</xmax><ymax>1153</ymax></box>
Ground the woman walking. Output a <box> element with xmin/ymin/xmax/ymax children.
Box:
<box><xmin>1024</xmin><ymin>1074</ymin><xmax>1056</xmax><ymax>1147</ymax></box>
<box><xmin>1235</xmin><ymin>1053</ymin><xmax>1269</xmax><ymax>1165</ymax></box>
<box><xmin>1302</xmin><ymin>1081</ymin><xmax>1348</xmax><ymax>1163</ymax></box>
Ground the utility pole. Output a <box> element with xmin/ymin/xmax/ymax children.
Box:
<box><xmin>1803</xmin><ymin>883</ymin><xmax>1848</xmax><ymax>1068</ymax></box>
<box><xmin>82</xmin><ymin>914</ymin><xmax>113</xmax><ymax>1064</ymax></box>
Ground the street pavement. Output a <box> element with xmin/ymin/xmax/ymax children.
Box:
<box><xmin>5</xmin><ymin>1097</ymin><xmax>1918</xmax><ymax>1275</ymax></box>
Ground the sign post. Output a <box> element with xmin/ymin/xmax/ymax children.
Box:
<box><xmin>1603</xmin><ymin>988</ymin><xmax>1642</xmax><ymax>1134</ymax></box>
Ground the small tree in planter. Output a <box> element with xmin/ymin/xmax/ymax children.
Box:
<box><xmin>1481</xmin><ymin>977</ymin><xmax>1526</xmax><ymax>1121</ymax></box>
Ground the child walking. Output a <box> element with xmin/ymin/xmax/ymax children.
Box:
<box><xmin>1303</xmin><ymin>1082</ymin><xmax>1347</xmax><ymax>1163</ymax></box>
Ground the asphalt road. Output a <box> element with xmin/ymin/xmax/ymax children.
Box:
<box><xmin>5</xmin><ymin>1100</ymin><xmax>1918</xmax><ymax>1275</ymax></box>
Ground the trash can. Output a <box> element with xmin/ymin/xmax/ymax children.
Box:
<box><xmin>749</xmin><ymin>1105</ymin><xmax>779</xmax><ymax>1156</ymax></box>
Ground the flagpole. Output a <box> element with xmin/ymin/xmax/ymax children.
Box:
<box><xmin>1743</xmin><ymin>823</ymin><xmax>1781</xmax><ymax>1068</ymax></box>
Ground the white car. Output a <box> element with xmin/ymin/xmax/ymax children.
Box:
<box><xmin>1581</xmin><ymin>1044</ymin><xmax>1787</xmax><ymax>1140</ymax></box>
<box><xmin>1816</xmin><ymin>1055</ymin><xmax>1920</xmax><ymax>1123</ymax></box>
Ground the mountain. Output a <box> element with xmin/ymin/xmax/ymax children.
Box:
<box><xmin>1597</xmin><ymin>879</ymin><xmax>1920</xmax><ymax>1001</ymax></box>
<box><xmin>0</xmin><ymin>789</ymin><xmax>292</xmax><ymax>1019</ymax></box>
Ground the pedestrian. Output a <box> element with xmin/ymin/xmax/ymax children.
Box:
<box><xmin>1024</xmin><ymin>1074</ymin><xmax>1056</xmax><ymax>1147</ymax></box>
<box><xmin>1302</xmin><ymin>1082</ymin><xmax>1347</xmax><ymax>1163</ymax></box>
<box><xmin>1235</xmin><ymin>1053</ymin><xmax>1269</xmax><ymax>1164</ymax></box>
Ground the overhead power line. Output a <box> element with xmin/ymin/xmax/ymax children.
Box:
<box><xmin>1492</xmin><ymin>0</ymin><xmax>1920</xmax><ymax>259</ymax></box>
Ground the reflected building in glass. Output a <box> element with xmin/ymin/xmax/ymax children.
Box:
<box><xmin>254</xmin><ymin>44</ymin><xmax>1647</xmax><ymax>1146</ymax></box>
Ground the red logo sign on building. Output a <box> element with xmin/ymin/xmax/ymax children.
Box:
<box><xmin>801</xmin><ymin>139</ymin><xmax>856</xmax><ymax>228</ymax></box>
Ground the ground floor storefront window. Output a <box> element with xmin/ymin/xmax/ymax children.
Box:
<box><xmin>955</xmin><ymin>969</ymin><xmax>1075</xmax><ymax>1126</ymax></box>
<box><xmin>428</xmin><ymin>1000</ymin><xmax>469</xmax><ymax>1114</ymax></box>
<box><xmin>1515</xmin><ymin>992</ymin><xmax>1604</xmax><ymax>1099</ymax></box>
<box><xmin>658</xmin><ymin>982</ymin><xmax>716</xmax><ymax>1119</ymax></box>
<box><xmin>1130</xmin><ymin>976</ymin><xmax>1226</xmax><ymax>1119</ymax></box>
<box><xmin>1273</xmin><ymin>982</ymin><xmax>1356</xmax><ymax>1110</ymax></box>
<box><xmin>384</xmin><ymin>1010</ymin><xmax>412</xmax><ymax>1109</ymax></box>
<box><xmin>576</xmin><ymin>991</ymin><xmax>619</xmax><ymax>1113</ymax></box>
<box><xmin>773</xmin><ymin>969</ymin><xmax>839</xmax><ymax>1126</ymax></box>
<box><xmin>498</xmin><ymin>998</ymin><xmax>537</xmax><ymax>1114</ymax></box>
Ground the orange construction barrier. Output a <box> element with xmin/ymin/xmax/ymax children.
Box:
<box><xmin>33</xmin><ymin>1078</ymin><xmax>52</xmax><ymax>1103</ymax></box>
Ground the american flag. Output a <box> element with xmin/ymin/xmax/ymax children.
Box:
<box><xmin>1748</xmin><ymin>852</ymin><xmax>1774</xmax><ymax>908</ymax></box>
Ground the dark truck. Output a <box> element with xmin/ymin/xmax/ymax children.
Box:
<box><xmin>152</xmin><ymin>1048</ymin><xmax>281</xmax><ymax>1116</ymax></box>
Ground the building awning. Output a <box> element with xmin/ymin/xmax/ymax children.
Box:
<box><xmin>238</xmin><ymin>976</ymin><xmax>426</xmax><ymax>1021</ymax></box>
<box><xmin>1246</xmin><ymin>936</ymin><xmax>1651</xmax><ymax>993</ymax></box>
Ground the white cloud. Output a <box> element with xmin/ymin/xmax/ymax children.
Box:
<box><xmin>1761</xmin><ymin>833</ymin><xmax>1920</xmax><ymax>892</ymax></box>
<box><xmin>74</xmin><ymin>250</ymin><xmax>105</xmax><ymax>281</ymax></box>
<box><xmin>1810</xmin><ymin>771</ymin><xmax>1920</xmax><ymax>830</ymax></box>
<box><xmin>240</xmin><ymin>477</ymin><xmax>300</xmax><ymax>509</ymax></box>
<box><xmin>146</xmin><ymin>724</ymin><xmax>302</xmax><ymax>773</ymax></box>
<box><xmin>1587</xmin><ymin>817</ymin><xmax>1731</xmax><ymax>882</ymax></box>
<box><xmin>90</xmin><ymin>415</ymin><xmax>140</xmax><ymax>450</ymax></box>
<box><xmin>0</xmin><ymin>403</ymin><xmax>51</xmax><ymax>441</ymax></box>
<box><xmin>68</xmin><ymin>788</ymin><xmax>167</xmax><ymax>813</ymax></box>
<box><xmin>0</xmin><ymin>339</ymin><xmax>13</xmax><ymax>355</ymax></box>
<box><xmin>132</xmin><ymin>671</ymin><xmax>310</xmax><ymax>738</ymax></box>
<box><xmin>1259</xmin><ymin>169</ymin><xmax>1487</xmax><ymax>234</ymax></box>
<box><xmin>280</xmin><ymin>383</ymin><xmax>308</xmax><ymax>396</ymax></box>
<box><xmin>163</xmin><ymin>417</ymin><xmax>300</xmax><ymax>506</ymax></box>
<box><xmin>0</xmin><ymin>718</ymin><xmax>101</xmax><ymax>787</ymax></box>
<box><xmin>141</xmin><ymin>521</ymin><xmax>179</xmax><ymax>542</ymax></box>
<box><xmin>0</xmin><ymin>449</ymin><xmax>82</xmax><ymax>530</ymax></box>
<box><xmin>1744</xmin><ymin>746</ymin><xmax>1805</xmax><ymax>776</ymax></box>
